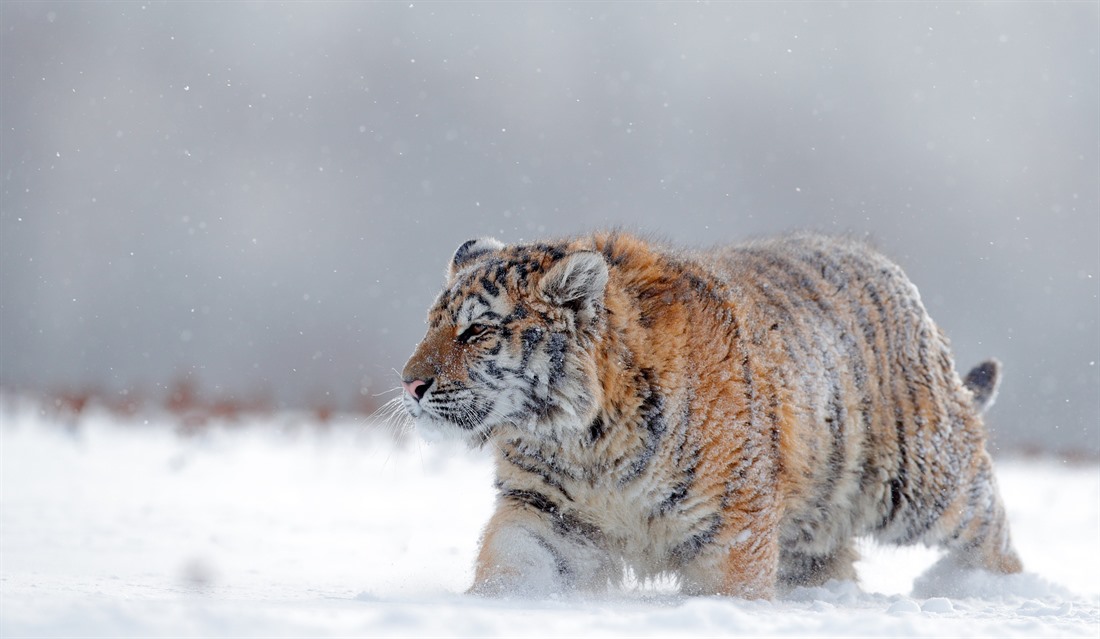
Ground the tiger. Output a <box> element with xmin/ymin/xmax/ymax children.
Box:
<box><xmin>398</xmin><ymin>230</ymin><xmax>1022</xmax><ymax>599</ymax></box>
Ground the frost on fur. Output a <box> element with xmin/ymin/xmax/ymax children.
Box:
<box><xmin>401</xmin><ymin>231</ymin><xmax>1022</xmax><ymax>599</ymax></box>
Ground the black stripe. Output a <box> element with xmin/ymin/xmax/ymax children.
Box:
<box><xmin>601</xmin><ymin>235</ymin><xmax>625</xmax><ymax>266</ymax></box>
<box><xmin>654</xmin><ymin>463</ymin><xmax>696</xmax><ymax>516</ymax></box>
<box><xmin>842</xmin><ymin>265</ymin><xmax>886</xmax><ymax>509</ymax></box>
<box><xmin>743</xmin><ymin>261</ymin><xmax>823</xmax><ymax>482</ymax></box>
<box><xmin>862</xmin><ymin>274</ymin><xmax>916</xmax><ymax>535</ymax></box>
<box><xmin>546</xmin><ymin>333</ymin><xmax>568</xmax><ymax>385</ymax></box>
<box><xmin>531</xmin><ymin>243</ymin><xmax>567</xmax><ymax>261</ymax></box>
<box><xmin>504</xmin><ymin>478</ymin><xmax>602</xmax><ymax>548</ymax></box>
<box><xmin>503</xmin><ymin>489</ymin><xmax>559</xmax><ymax>516</ymax></box>
<box><xmin>520</xmin><ymin>327</ymin><xmax>544</xmax><ymax>366</ymax></box>
<box><xmin>436</xmin><ymin>289</ymin><xmax>453</xmax><ymax>310</ymax></box>
<box><xmin>468</xmin><ymin>368</ymin><xmax>504</xmax><ymax>391</ymax></box>
<box><xmin>619</xmin><ymin>368</ymin><xmax>667</xmax><ymax>484</ymax></box>
<box><xmin>493</xmin><ymin>262</ymin><xmax>510</xmax><ymax>285</ymax></box>
<box><xmin>479</xmin><ymin>275</ymin><xmax>500</xmax><ymax>296</ymax></box>
<box><xmin>668</xmin><ymin>514</ymin><xmax>723</xmax><ymax>567</ymax></box>
<box><xmin>502</xmin><ymin>304</ymin><xmax>528</xmax><ymax>323</ymax></box>
<box><xmin>816</xmin><ymin>363</ymin><xmax>848</xmax><ymax>513</ymax></box>
<box><xmin>484</xmin><ymin>361</ymin><xmax>507</xmax><ymax>381</ymax></box>
<box><xmin>532</xmin><ymin>534</ymin><xmax>575</xmax><ymax>585</ymax></box>
<box><xmin>499</xmin><ymin>450</ymin><xmax>571</xmax><ymax>499</ymax></box>
<box><xmin>513</xmin><ymin>260</ymin><xmax>532</xmax><ymax>286</ymax></box>
<box><xmin>887</xmin><ymin>372</ymin><xmax>924</xmax><ymax>540</ymax></box>
<box><xmin>588</xmin><ymin>415</ymin><xmax>606</xmax><ymax>443</ymax></box>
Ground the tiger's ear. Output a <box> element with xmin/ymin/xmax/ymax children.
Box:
<box><xmin>538</xmin><ymin>251</ymin><xmax>609</xmax><ymax>319</ymax></box>
<box><xmin>447</xmin><ymin>237</ymin><xmax>504</xmax><ymax>279</ymax></box>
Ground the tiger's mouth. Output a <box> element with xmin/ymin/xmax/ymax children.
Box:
<box><xmin>402</xmin><ymin>392</ymin><xmax>500</xmax><ymax>446</ymax></box>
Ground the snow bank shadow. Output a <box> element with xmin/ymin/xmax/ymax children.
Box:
<box><xmin>911</xmin><ymin>556</ymin><xmax>1076</xmax><ymax>602</ymax></box>
<box><xmin>781</xmin><ymin>567</ymin><xmax>1082</xmax><ymax>613</ymax></box>
<box><xmin>782</xmin><ymin>579</ymin><xmax>891</xmax><ymax>607</ymax></box>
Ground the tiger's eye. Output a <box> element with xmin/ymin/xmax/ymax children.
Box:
<box><xmin>457</xmin><ymin>323</ymin><xmax>491</xmax><ymax>344</ymax></box>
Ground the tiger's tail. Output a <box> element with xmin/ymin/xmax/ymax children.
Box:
<box><xmin>964</xmin><ymin>359</ymin><xmax>1002</xmax><ymax>414</ymax></box>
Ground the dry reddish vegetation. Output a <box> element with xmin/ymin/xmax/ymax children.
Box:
<box><xmin>8</xmin><ymin>380</ymin><xmax>386</xmax><ymax>433</ymax></box>
<box><xmin>3</xmin><ymin>384</ymin><xmax>1093</xmax><ymax>463</ymax></box>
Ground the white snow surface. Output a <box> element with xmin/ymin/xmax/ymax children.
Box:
<box><xmin>2</xmin><ymin>404</ymin><xmax>1098</xmax><ymax>637</ymax></box>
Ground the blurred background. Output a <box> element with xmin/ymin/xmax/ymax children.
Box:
<box><xmin>1</xmin><ymin>2</ymin><xmax>1096</xmax><ymax>454</ymax></box>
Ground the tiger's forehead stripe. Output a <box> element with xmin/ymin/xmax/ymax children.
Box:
<box><xmin>457</xmin><ymin>292</ymin><xmax>509</xmax><ymax>325</ymax></box>
<box><xmin>434</xmin><ymin>249</ymin><xmax>564</xmax><ymax>328</ymax></box>
<box><xmin>452</xmin><ymin>263</ymin><xmax>517</xmax><ymax>323</ymax></box>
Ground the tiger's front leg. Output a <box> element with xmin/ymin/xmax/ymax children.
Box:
<box><xmin>470</xmin><ymin>498</ymin><xmax>615</xmax><ymax>597</ymax></box>
<box><xmin>676</xmin><ymin>517</ymin><xmax>782</xmax><ymax>599</ymax></box>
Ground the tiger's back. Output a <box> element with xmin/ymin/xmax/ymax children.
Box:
<box><xmin>399</xmin><ymin>231</ymin><xmax>1021</xmax><ymax>598</ymax></box>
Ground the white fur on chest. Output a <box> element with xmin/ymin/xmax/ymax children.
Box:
<box><xmin>497</xmin><ymin>450</ymin><xmax>712</xmax><ymax>578</ymax></box>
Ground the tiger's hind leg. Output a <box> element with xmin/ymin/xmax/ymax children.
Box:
<box><xmin>933</xmin><ymin>449</ymin><xmax>1022</xmax><ymax>574</ymax></box>
<box><xmin>876</xmin><ymin>380</ymin><xmax>1022</xmax><ymax>578</ymax></box>
<box><xmin>778</xmin><ymin>541</ymin><xmax>860</xmax><ymax>590</ymax></box>
<box><xmin>884</xmin><ymin>433</ymin><xmax>1023</xmax><ymax>580</ymax></box>
<box><xmin>909</xmin><ymin>448</ymin><xmax>1022</xmax><ymax>598</ymax></box>
<box><xmin>938</xmin><ymin>363</ymin><xmax>1020</xmax><ymax>572</ymax></box>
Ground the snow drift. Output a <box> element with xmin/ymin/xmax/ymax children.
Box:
<box><xmin>1</xmin><ymin>402</ymin><xmax>1097</xmax><ymax>637</ymax></box>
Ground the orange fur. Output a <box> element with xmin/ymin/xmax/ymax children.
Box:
<box><xmin>400</xmin><ymin>231</ymin><xmax>1021</xmax><ymax>598</ymax></box>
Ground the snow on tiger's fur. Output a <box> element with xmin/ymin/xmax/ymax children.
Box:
<box><xmin>398</xmin><ymin>231</ymin><xmax>1022</xmax><ymax>599</ymax></box>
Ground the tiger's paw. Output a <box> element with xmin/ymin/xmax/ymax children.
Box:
<box><xmin>470</xmin><ymin>526</ymin><xmax>574</xmax><ymax>598</ymax></box>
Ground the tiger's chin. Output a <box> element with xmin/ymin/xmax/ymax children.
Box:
<box><xmin>412</xmin><ymin>415</ymin><xmax>496</xmax><ymax>448</ymax></box>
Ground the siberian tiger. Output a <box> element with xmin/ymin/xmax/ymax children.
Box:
<box><xmin>398</xmin><ymin>231</ymin><xmax>1021</xmax><ymax>599</ymax></box>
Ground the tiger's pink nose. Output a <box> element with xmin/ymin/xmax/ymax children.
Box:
<box><xmin>402</xmin><ymin>378</ymin><xmax>433</xmax><ymax>402</ymax></box>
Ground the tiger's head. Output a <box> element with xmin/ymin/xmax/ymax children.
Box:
<box><xmin>401</xmin><ymin>237</ymin><xmax>609</xmax><ymax>446</ymax></box>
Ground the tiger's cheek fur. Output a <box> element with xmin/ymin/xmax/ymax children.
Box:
<box><xmin>402</xmin><ymin>257</ymin><xmax>607</xmax><ymax>442</ymax></box>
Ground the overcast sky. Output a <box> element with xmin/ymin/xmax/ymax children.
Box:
<box><xmin>1</xmin><ymin>2</ymin><xmax>1096</xmax><ymax>453</ymax></box>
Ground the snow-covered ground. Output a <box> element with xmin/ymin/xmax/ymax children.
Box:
<box><xmin>2</xmin><ymin>402</ymin><xmax>1097</xmax><ymax>637</ymax></box>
